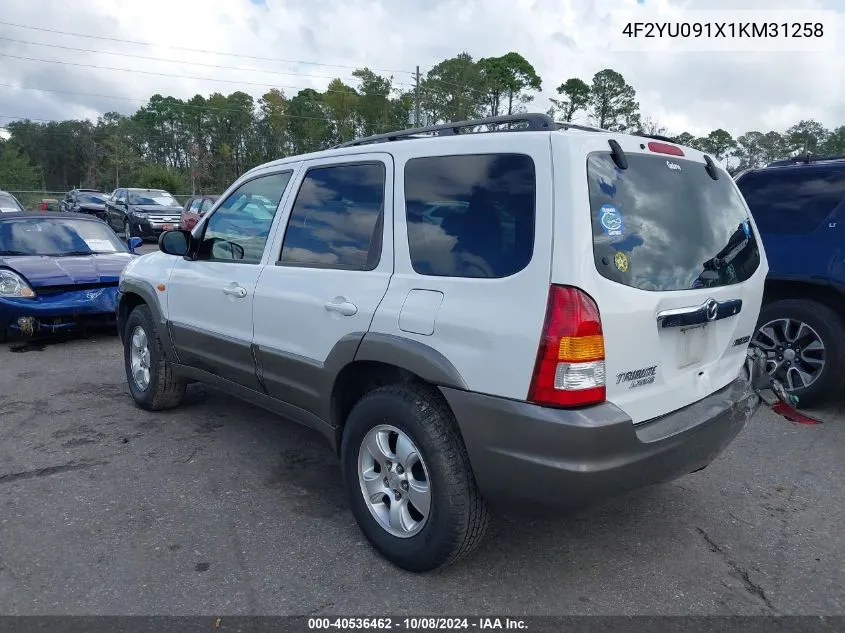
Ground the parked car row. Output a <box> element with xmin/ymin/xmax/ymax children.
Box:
<box><xmin>56</xmin><ymin>188</ymin><xmax>221</xmax><ymax>237</ymax></box>
<box><xmin>3</xmin><ymin>114</ymin><xmax>844</xmax><ymax>573</ymax></box>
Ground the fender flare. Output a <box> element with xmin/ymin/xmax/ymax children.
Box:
<box><xmin>352</xmin><ymin>332</ymin><xmax>468</xmax><ymax>390</ymax></box>
<box><xmin>117</xmin><ymin>278</ymin><xmax>178</xmax><ymax>362</ymax></box>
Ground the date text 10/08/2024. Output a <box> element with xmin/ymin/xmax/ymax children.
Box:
<box><xmin>308</xmin><ymin>617</ymin><xmax>529</xmax><ymax>630</ymax></box>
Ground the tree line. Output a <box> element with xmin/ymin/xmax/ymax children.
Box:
<box><xmin>1</xmin><ymin>50</ymin><xmax>843</xmax><ymax>196</ymax></box>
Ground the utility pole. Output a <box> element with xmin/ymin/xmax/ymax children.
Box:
<box><xmin>414</xmin><ymin>65</ymin><xmax>421</xmax><ymax>127</ymax></box>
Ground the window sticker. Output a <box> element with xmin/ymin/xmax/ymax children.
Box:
<box><xmin>614</xmin><ymin>251</ymin><xmax>629</xmax><ymax>272</ymax></box>
<box><xmin>83</xmin><ymin>238</ymin><xmax>118</xmax><ymax>252</ymax></box>
<box><xmin>600</xmin><ymin>204</ymin><xmax>625</xmax><ymax>236</ymax></box>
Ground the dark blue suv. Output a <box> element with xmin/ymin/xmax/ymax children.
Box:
<box><xmin>735</xmin><ymin>155</ymin><xmax>845</xmax><ymax>407</ymax></box>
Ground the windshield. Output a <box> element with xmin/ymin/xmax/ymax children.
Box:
<box><xmin>0</xmin><ymin>194</ymin><xmax>24</xmax><ymax>213</ymax></box>
<box><xmin>78</xmin><ymin>193</ymin><xmax>106</xmax><ymax>204</ymax></box>
<box><xmin>128</xmin><ymin>190</ymin><xmax>179</xmax><ymax>206</ymax></box>
<box><xmin>0</xmin><ymin>217</ymin><xmax>127</xmax><ymax>256</ymax></box>
<box><xmin>587</xmin><ymin>152</ymin><xmax>761</xmax><ymax>291</ymax></box>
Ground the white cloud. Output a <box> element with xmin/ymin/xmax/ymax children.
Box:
<box><xmin>0</xmin><ymin>0</ymin><xmax>842</xmax><ymax>138</ymax></box>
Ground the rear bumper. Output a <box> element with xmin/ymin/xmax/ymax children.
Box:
<box><xmin>0</xmin><ymin>287</ymin><xmax>119</xmax><ymax>335</ymax></box>
<box><xmin>440</xmin><ymin>374</ymin><xmax>762</xmax><ymax>512</ymax></box>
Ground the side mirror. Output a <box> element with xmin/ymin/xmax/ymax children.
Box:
<box><xmin>127</xmin><ymin>236</ymin><xmax>143</xmax><ymax>253</ymax></box>
<box><xmin>159</xmin><ymin>229</ymin><xmax>191</xmax><ymax>257</ymax></box>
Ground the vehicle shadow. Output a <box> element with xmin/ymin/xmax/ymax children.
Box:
<box><xmin>5</xmin><ymin>326</ymin><xmax>120</xmax><ymax>353</ymax></box>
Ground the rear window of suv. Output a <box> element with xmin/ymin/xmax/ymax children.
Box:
<box><xmin>587</xmin><ymin>152</ymin><xmax>760</xmax><ymax>291</ymax></box>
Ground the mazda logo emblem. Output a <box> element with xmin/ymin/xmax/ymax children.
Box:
<box><xmin>705</xmin><ymin>299</ymin><xmax>719</xmax><ymax>322</ymax></box>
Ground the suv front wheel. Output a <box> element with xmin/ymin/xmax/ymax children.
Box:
<box><xmin>752</xmin><ymin>299</ymin><xmax>845</xmax><ymax>407</ymax></box>
<box><xmin>123</xmin><ymin>305</ymin><xmax>186</xmax><ymax>410</ymax></box>
<box><xmin>340</xmin><ymin>384</ymin><xmax>489</xmax><ymax>572</ymax></box>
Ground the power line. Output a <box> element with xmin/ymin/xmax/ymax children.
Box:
<box><xmin>0</xmin><ymin>19</ymin><xmax>415</xmax><ymax>76</ymax></box>
<box><xmin>0</xmin><ymin>36</ymin><xmax>413</xmax><ymax>86</ymax></box>
<box><xmin>0</xmin><ymin>83</ymin><xmax>367</xmax><ymax>122</ymax></box>
<box><xmin>0</xmin><ymin>53</ymin><xmax>413</xmax><ymax>96</ymax></box>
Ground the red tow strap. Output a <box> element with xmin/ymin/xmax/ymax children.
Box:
<box><xmin>769</xmin><ymin>400</ymin><xmax>823</xmax><ymax>425</ymax></box>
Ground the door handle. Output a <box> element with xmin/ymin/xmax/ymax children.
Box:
<box><xmin>223</xmin><ymin>284</ymin><xmax>247</xmax><ymax>298</ymax></box>
<box><xmin>324</xmin><ymin>299</ymin><xmax>357</xmax><ymax>316</ymax></box>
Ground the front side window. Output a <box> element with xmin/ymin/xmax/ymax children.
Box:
<box><xmin>279</xmin><ymin>163</ymin><xmax>386</xmax><ymax>270</ymax></box>
<box><xmin>736</xmin><ymin>167</ymin><xmax>845</xmax><ymax>235</ymax></box>
<box><xmin>199</xmin><ymin>198</ymin><xmax>214</xmax><ymax>213</ymax></box>
<box><xmin>188</xmin><ymin>198</ymin><xmax>202</xmax><ymax>212</ymax></box>
<box><xmin>197</xmin><ymin>171</ymin><xmax>292</xmax><ymax>264</ymax></box>
<box><xmin>404</xmin><ymin>153</ymin><xmax>536</xmax><ymax>278</ymax></box>
<box><xmin>0</xmin><ymin>217</ymin><xmax>127</xmax><ymax>256</ymax></box>
<box><xmin>587</xmin><ymin>152</ymin><xmax>761</xmax><ymax>291</ymax></box>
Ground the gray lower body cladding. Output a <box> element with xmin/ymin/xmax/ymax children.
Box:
<box><xmin>440</xmin><ymin>375</ymin><xmax>761</xmax><ymax>512</ymax></box>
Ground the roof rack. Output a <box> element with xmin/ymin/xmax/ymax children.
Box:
<box><xmin>767</xmin><ymin>153</ymin><xmax>845</xmax><ymax>167</ymax></box>
<box><xmin>333</xmin><ymin>113</ymin><xmax>557</xmax><ymax>148</ymax></box>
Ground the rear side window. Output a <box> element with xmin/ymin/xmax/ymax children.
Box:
<box><xmin>587</xmin><ymin>152</ymin><xmax>760</xmax><ymax>292</ymax></box>
<box><xmin>189</xmin><ymin>198</ymin><xmax>202</xmax><ymax>212</ymax></box>
<box><xmin>279</xmin><ymin>162</ymin><xmax>385</xmax><ymax>270</ymax></box>
<box><xmin>735</xmin><ymin>167</ymin><xmax>845</xmax><ymax>235</ymax></box>
<box><xmin>404</xmin><ymin>154</ymin><xmax>535</xmax><ymax>278</ymax></box>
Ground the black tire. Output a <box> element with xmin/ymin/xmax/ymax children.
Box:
<box><xmin>123</xmin><ymin>304</ymin><xmax>186</xmax><ymax>410</ymax></box>
<box><xmin>753</xmin><ymin>299</ymin><xmax>845</xmax><ymax>407</ymax></box>
<box><xmin>340</xmin><ymin>384</ymin><xmax>490</xmax><ymax>572</ymax></box>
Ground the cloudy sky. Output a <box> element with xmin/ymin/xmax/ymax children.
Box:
<box><xmin>0</xmin><ymin>0</ymin><xmax>842</xmax><ymax>139</ymax></box>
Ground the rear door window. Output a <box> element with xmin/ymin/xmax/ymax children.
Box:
<box><xmin>735</xmin><ymin>166</ymin><xmax>845</xmax><ymax>235</ymax></box>
<box><xmin>587</xmin><ymin>152</ymin><xmax>760</xmax><ymax>291</ymax></box>
<box><xmin>278</xmin><ymin>163</ymin><xmax>385</xmax><ymax>271</ymax></box>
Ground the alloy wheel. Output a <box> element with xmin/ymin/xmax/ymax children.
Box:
<box><xmin>752</xmin><ymin>318</ymin><xmax>825</xmax><ymax>391</ymax></box>
<box><xmin>357</xmin><ymin>424</ymin><xmax>432</xmax><ymax>538</ymax></box>
<box><xmin>129</xmin><ymin>325</ymin><xmax>151</xmax><ymax>391</ymax></box>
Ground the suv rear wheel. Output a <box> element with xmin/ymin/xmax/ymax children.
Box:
<box><xmin>340</xmin><ymin>384</ymin><xmax>489</xmax><ymax>572</ymax></box>
<box><xmin>752</xmin><ymin>299</ymin><xmax>845</xmax><ymax>407</ymax></box>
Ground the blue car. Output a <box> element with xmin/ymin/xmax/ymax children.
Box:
<box><xmin>0</xmin><ymin>212</ymin><xmax>143</xmax><ymax>341</ymax></box>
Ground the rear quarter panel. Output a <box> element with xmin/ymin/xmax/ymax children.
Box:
<box><xmin>368</xmin><ymin>133</ymin><xmax>555</xmax><ymax>400</ymax></box>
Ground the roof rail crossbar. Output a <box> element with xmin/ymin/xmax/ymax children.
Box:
<box><xmin>768</xmin><ymin>153</ymin><xmax>845</xmax><ymax>167</ymax></box>
<box><xmin>332</xmin><ymin>113</ymin><xmax>556</xmax><ymax>148</ymax></box>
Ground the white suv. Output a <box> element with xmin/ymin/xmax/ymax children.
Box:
<box><xmin>116</xmin><ymin>114</ymin><xmax>768</xmax><ymax>572</ymax></box>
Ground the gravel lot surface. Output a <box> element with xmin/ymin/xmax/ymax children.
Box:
<box><xmin>1</xmin><ymin>259</ymin><xmax>843</xmax><ymax>615</ymax></box>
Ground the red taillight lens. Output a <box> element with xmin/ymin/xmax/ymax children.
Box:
<box><xmin>528</xmin><ymin>285</ymin><xmax>606</xmax><ymax>407</ymax></box>
<box><xmin>647</xmin><ymin>141</ymin><xmax>684</xmax><ymax>156</ymax></box>
<box><xmin>40</xmin><ymin>202</ymin><xmax>47</xmax><ymax>211</ymax></box>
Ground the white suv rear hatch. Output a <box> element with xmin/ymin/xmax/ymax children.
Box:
<box><xmin>551</xmin><ymin>133</ymin><xmax>768</xmax><ymax>424</ymax></box>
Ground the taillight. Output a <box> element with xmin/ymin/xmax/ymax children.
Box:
<box><xmin>40</xmin><ymin>201</ymin><xmax>47</xmax><ymax>211</ymax></box>
<box><xmin>528</xmin><ymin>285</ymin><xmax>606</xmax><ymax>407</ymax></box>
<box><xmin>647</xmin><ymin>141</ymin><xmax>684</xmax><ymax>156</ymax></box>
